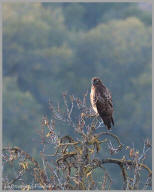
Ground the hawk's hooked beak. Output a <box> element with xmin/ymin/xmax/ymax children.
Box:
<box><xmin>91</xmin><ymin>80</ymin><xmax>94</xmax><ymax>86</ymax></box>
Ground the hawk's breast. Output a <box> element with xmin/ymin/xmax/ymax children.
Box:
<box><xmin>90</xmin><ymin>86</ymin><xmax>98</xmax><ymax>114</ymax></box>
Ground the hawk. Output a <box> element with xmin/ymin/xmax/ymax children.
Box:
<box><xmin>90</xmin><ymin>77</ymin><xmax>114</xmax><ymax>130</ymax></box>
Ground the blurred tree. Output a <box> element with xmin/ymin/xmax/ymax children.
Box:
<box><xmin>43</xmin><ymin>3</ymin><xmax>151</xmax><ymax>30</ymax></box>
<box><xmin>3</xmin><ymin>76</ymin><xmax>42</xmax><ymax>155</ymax></box>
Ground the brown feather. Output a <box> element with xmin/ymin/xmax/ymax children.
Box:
<box><xmin>90</xmin><ymin>77</ymin><xmax>114</xmax><ymax>130</ymax></box>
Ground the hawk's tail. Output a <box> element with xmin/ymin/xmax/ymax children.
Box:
<box><xmin>102</xmin><ymin>116</ymin><xmax>114</xmax><ymax>130</ymax></box>
<box><xmin>111</xmin><ymin>117</ymin><xmax>114</xmax><ymax>126</ymax></box>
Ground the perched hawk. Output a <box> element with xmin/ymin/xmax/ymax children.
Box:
<box><xmin>90</xmin><ymin>77</ymin><xmax>114</xmax><ymax>130</ymax></box>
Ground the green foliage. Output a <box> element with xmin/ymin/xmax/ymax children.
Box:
<box><xmin>3</xmin><ymin>76</ymin><xmax>42</xmax><ymax>153</ymax></box>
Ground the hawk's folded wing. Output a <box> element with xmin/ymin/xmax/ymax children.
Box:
<box><xmin>96</xmin><ymin>88</ymin><xmax>114</xmax><ymax>129</ymax></box>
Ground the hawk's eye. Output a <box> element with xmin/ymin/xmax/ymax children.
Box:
<box><xmin>93</xmin><ymin>79</ymin><xmax>99</xmax><ymax>84</ymax></box>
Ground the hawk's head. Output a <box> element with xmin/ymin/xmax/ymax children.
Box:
<box><xmin>91</xmin><ymin>77</ymin><xmax>102</xmax><ymax>87</ymax></box>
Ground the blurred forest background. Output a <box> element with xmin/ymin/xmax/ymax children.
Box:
<box><xmin>3</xmin><ymin>2</ymin><xmax>152</xmax><ymax>189</ymax></box>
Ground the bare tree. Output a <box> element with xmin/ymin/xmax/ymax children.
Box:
<box><xmin>2</xmin><ymin>92</ymin><xmax>152</xmax><ymax>190</ymax></box>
